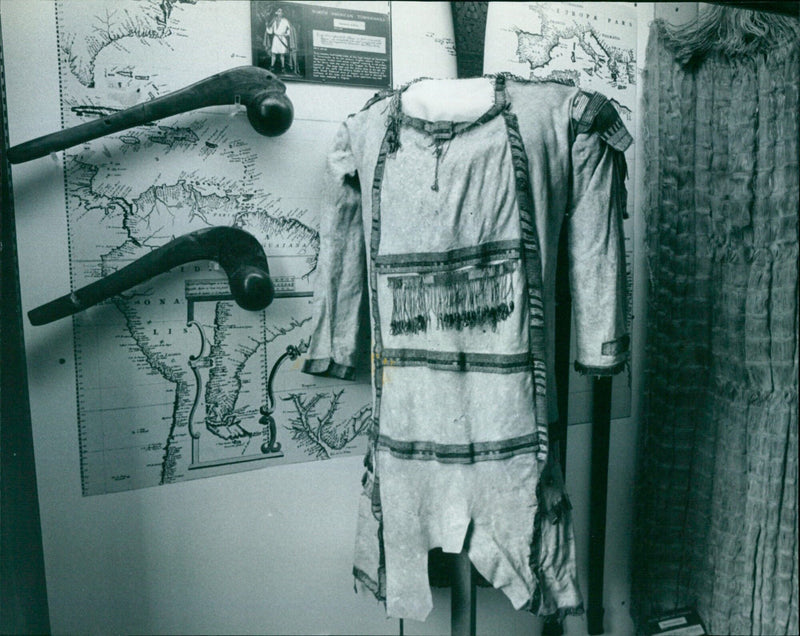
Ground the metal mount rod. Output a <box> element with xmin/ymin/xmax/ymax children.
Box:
<box><xmin>451</xmin><ymin>550</ymin><xmax>476</xmax><ymax>636</ymax></box>
<box><xmin>587</xmin><ymin>375</ymin><xmax>613</xmax><ymax>635</ymax></box>
<box><xmin>541</xmin><ymin>189</ymin><xmax>573</xmax><ymax>636</ymax></box>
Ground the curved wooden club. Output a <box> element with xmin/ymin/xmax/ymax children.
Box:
<box><xmin>28</xmin><ymin>226</ymin><xmax>274</xmax><ymax>326</ymax></box>
<box><xmin>6</xmin><ymin>66</ymin><xmax>293</xmax><ymax>164</ymax></box>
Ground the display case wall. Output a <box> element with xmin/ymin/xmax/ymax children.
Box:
<box><xmin>1</xmin><ymin>3</ymin><xmax>700</xmax><ymax>634</ymax></box>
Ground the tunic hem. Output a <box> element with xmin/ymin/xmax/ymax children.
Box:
<box><xmin>302</xmin><ymin>357</ymin><xmax>356</xmax><ymax>380</ymax></box>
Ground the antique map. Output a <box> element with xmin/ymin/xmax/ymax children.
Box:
<box><xmin>49</xmin><ymin>0</ymin><xmax>373</xmax><ymax>494</ymax></box>
<box><xmin>484</xmin><ymin>2</ymin><xmax>636</xmax><ymax>119</ymax></box>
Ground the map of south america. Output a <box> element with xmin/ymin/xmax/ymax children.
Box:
<box><xmin>55</xmin><ymin>0</ymin><xmax>372</xmax><ymax>494</ymax></box>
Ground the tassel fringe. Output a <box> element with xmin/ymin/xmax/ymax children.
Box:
<box><xmin>659</xmin><ymin>4</ymin><xmax>800</xmax><ymax>67</ymax></box>
<box><xmin>388</xmin><ymin>262</ymin><xmax>516</xmax><ymax>335</ymax></box>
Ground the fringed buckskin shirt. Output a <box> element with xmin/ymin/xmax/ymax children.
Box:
<box><xmin>303</xmin><ymin>76</ymin><xmax>632</xmax><ymax>621</ymax></box>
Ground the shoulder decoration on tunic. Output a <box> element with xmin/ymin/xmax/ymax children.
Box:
<box><xmin>572</xmin><ymin>91</ymin><xmax>633</xmax><ymax>152</ymax></box>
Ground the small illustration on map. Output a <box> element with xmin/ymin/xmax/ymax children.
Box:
<box><xmin>184</xmin><ymin>284</ymin><xmax>282</xmax><ymax>471</ymax></box>
<box><xmin>284</xmin><ymin>390</ymin><xmax>372</xmax><ymax>460</ymax></box>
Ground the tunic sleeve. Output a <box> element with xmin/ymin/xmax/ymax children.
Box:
<box><xmin>302</xmin><ymin>122</ymin><xmax>367</xmax><ymax>380</ymax></box>
<box><xmin>568</xmin><ymin>92</ymin><xmax>632</xmax><ymax>375</ymax></box>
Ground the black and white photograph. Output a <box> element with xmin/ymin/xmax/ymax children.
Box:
<box><xmin>252</xmin><ymin>2</ymin><xmax>304</xmax><ymax>77</ymax></box>
<box><xmin>1</xmin><ymin>2</ymin><xmax>797</xmax><ymax>635</ymax></box>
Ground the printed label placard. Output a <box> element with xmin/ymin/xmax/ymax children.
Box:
<box><xmin>251</xmin><ymin>1</ymin><xmax>392</xmax><ymax>88</ymax></box>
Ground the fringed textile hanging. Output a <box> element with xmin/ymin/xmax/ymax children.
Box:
<box><xmin>633</xmin><ymin>6</ymin><xmax>799</xmax><ymax>635</ymax></box>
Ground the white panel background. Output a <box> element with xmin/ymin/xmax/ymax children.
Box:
<box><xmin>1</xmin><ymin>2</ymin><xmax>701</xmax><ymax>634</ymax></box>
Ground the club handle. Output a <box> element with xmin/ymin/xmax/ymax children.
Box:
<box><xmin>7</xmin><ymin>66</ymin><xmax>293</xmax><ymax>164</ymax></box>
<box><xmin>29</xmin><ymin>226</ymin><xmax>274</xmax><ymax>325</ymax></box>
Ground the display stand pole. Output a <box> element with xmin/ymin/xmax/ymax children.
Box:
<box><xmin>451</xmin><ymin>551</ymin><xmax>477</xmax><ymax>636</ymax></box>
<box><xmin>553</xmin><ymin>225</ymin><xmax>572</xmax><ymax>475</ymax></box>
<box><xmin>540</xmin><ymin>213</ymin><xmax>573</xmax><ymax>636</ymax></box>
<box><xmin>587</xmin><ymin>376</ymin><xmax>612</xmax><ymax>635</ymax></box>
